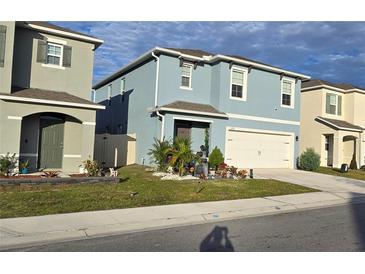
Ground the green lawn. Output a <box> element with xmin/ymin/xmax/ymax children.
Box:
<box><xmin>0</xmin><ymin>165</ymin><xmax>317</xmax><ymax>218</ymax></box>
<box><xmin>314</xmin><ymin>166</ymin><xmax>365</xmax><ymax>181</ymax></box>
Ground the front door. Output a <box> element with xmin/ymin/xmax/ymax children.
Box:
<box><xmin>38</xmin><ymin>116</ymin><xmax>64</xmax><ymax>169</ymax></box>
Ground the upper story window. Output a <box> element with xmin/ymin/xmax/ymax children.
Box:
<box><xmin>281</xmin><ymin>78</ymin><xmax>295</xmax><ymax>108</ymax></box>
<box><xmin>230</xmin><ymin>67</ymin><xmax>247</xmax><ymax>101</ymax></box>
<box><xmin>46</xmin><ymin>43</ymin><xmax>63</xmax><ymax>66</ymax></box>
<box><xmin>120</xmin><ymin>78</ymin><xmax>126</xmax><ymax>94</ymax></box>
<box><xmin>326</xmin><ymin>93</ymin><xmax>342</xmax><ymax>116</ymax></box>
<box><xmin>180</xmin><ymin>63</ymin><xmax>193</xmax><ymax>89</ymax></box>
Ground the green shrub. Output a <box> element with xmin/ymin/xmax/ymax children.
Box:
<box><xmin>170</xmin><ymin>137</ymin><xmax>194</xmax><ymax>176</ymax></box>
<box><xmin>299</xmin><ymin>148</ymin><xmax>321</xmax><ymax>171</ymax></box>
<box><xmin>0</xmin><ymin>153</ymin><xmax>17</xmax><ymax>176</ymax></box>
<box><xmin>208</xmin><ymin>147</ymin><xmax>224</xmax><ymax>170</ymax></box>
<box><xmin>148</xmin><ymin>137</ymin><xmax>172</xmax><ymax>171</ymax></box>
<box><xmin>82</xmin><ymin>157</ymin><xmax>99</xmax><ymax>176</ymax></box>
<box><xmin>349</xmin><ymin>154</ymin><xmax>358</xmax><ymax>170</ymax></box>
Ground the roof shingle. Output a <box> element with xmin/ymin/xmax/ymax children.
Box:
<box><xmin>316</xmin><ymin>116</ymin><xmax>363</xmax><ymax>132</ymax></box>
<box><xmin>160</xmin><ymin>101</ymin><xmax>227</xmax><ymax>116</ymax></box>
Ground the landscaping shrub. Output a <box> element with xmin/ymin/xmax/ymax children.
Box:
<box><xmin>349</xmin><ymin>154</ymin><xmax>358</xmax><ymax>170</ymax></box>
<box><xmin>208</xmin><ymin>146</ymin><xmax>224</xmax><ymax>170</ymax></box>
<box><xmin>299</xmin><ymin>148</ymin><xmax>321</xmax><ymax>171</ymax></box>
<box><xmin>82</xmin><ymin>158</ymin><xmax>99</xmax><ymax>176</ymax></box>
<box><xmin>148</xmin><ymin>137</ymin><xmax>172</xmax><ymax>171</ymax></box>
<box><xmin>0</xmin><ymin>153</ymin><xmax>17</xmax><ymax>176</ymax></box>
<box><xmin>170</xmin><ymin>137</ymin><xmax>195</xmax><ymax>176</ymax></box>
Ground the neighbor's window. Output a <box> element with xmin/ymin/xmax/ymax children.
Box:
<box><xmin>46</xmin><ymin>43</ymin><xmax>62</xmax><ymax>66</ymax></box>
<box><xmin>180</xmin><ymin>63</ymin><xmax>192</xmax><ymax>89</ymax></box>
<box><xmin>281</xmin><ymin>78</ymin><xmax>295</xmax><ymax>107</ymax></box>
<box><xmin>230</xmin><ymin>68</ymin><xmax>247</xmax><ymax>100</ymax></box>
<box><xmin>120</xmin><ymin>78</ymin><xmax>126</xmax><ymax>94</ymax></box>
<box><xmin>326</xmin><ymin>93</ymin><xmax>342</xmax><ymax>115</ymax></box>
<box><xmin>108</xmin><ymin>84</ymin><xmax>112</xmax><ymax>99</ymax></box>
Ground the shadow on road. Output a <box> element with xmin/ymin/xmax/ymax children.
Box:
<box><xmin>351</xmin><ymin>194</ymin><xmax>365</xmax><ymax>251</ymax></box>
<box><xmin>200</xmin><ymin>226</ymin><xmax>234</xmax><ymax>252</ymax></box>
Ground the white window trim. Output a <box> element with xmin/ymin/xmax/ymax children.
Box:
<box><xmin>325</xmin><ymin>92</ymin><xmax>342</xmax><ymax>117</ymax></box>
<box><xmin>120</xmin><ymin>78</ymin><xmax>126</xmax><ymax>95</ymax></box>
<box><xmin>229</xmin><ymin>66</ymin><xmax>248</xmax><ymax>101</ymax></box>
<box><xmin>43</xmin><ymin>42</ymin><xmax>64</xmax><ymax>69</ymax></box>
<box><xmin>180</xmin><ymin>63</ymin><xmax>193</xmax><ymax>90</ymax></box>
<box><xmin>281</xmin><ymin>77</ymin><xmax>295</xmax><ymax>109</ymax></box>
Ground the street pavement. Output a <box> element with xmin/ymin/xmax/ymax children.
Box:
<box><xmin>7</xmin><ymin>202</ymin><xmax>365</xmax><ymax>252</ymax></box>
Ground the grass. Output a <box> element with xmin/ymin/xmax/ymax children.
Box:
<box><xmin>314</xmin><ymin>166</ymin><xmax>365</xmax><ymax>181</ymax></box>
<box><xmin>0</xmin><ymin>165</ymin><xmax>317</xmax><ymax>218</ymax></box>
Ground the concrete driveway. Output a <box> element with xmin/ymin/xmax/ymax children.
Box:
<box><xmin>255</xmin><ymin>169</ymin><xmax>365</xmax><ymax>197</ymax></box>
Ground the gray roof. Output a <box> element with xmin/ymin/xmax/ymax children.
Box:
<box><xmin>0</xmin><ymin>88</ymin><xmax>99</xmax><ymax>107</ymax></box>
<box><xmin>160</xmin><ymin>101</ymin><xmax>227</xmax><ymax>117</ymax></box>
<box><xmin>316</xmin><ymin>116</ymin><xmax>363</xmax><ymax>132</ymax></box>
<box><xmin>302</xmin><ymin>79</ymin><xmax>365</xmax><ymax>92</ymax></box>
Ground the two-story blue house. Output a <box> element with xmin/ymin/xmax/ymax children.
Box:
<box><xmin>93</xmin><ymin>47</ymin><xmax>310</xmax><ymax>168</ymax></box>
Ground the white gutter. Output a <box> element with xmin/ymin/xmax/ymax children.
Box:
<box><xmin>0</xmin><ymin>95</ymin><xmax>105</xmax><ymax>110</ymax></box>
<box><xmin>26</xmin><ymin>23</ymin><xmax>104</xmax><ymax>45</ymax></box>
<box><xmin>151</xmin><ymin>51</ymin><xmax>165</xmax><ymax>141</ymax></box>
<box><xmin>157</xmin><ymin>107</ymin><xmax>228</xmax><ymax>118</ymax></box>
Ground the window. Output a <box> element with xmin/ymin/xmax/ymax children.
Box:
<box><xmin>120</xmin><ymin>78</ymin><xmax>126</xmax><ymax>94</ymax></box>
<box><xmin>281</xmin><ymin>78</ymin><xmax>295</xmax><ymax>108</ymax></box>
<box><xmin>46</xmin><ymin>43</ymin><xmax>63</xmax><ymax>66</ymax></box>
<box><xmin>180</xmin><ymin>63</ymin><xmax>192</xmax><ymax>89</ymax></box>
<box><xmin>230</xmin><ymin>67</ymin><xmax>247</xmax><ymax>100</ymax></box>
<box><xmin>326</xmin><ymin>93</ymin><xmax>342</xmax><ymax>115</ymax></box>
<box><xmin>91</xmin><ymin>90</ymin><xmax>96</xmax><ymax>103</ymax></box>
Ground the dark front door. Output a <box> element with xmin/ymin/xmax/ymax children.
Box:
<box><xmin>174</xmin><ymin>121</ymin><xmax>192</xmax><ymax>139</ymax></box>
<box><xmin>38</xmin><ymin>116</ymin><xmax>64</xmax><ymax>169</ymax></box>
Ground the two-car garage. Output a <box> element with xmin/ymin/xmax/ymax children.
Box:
<box><xmin>225</xmin><ymin>128</ymin><xmax>294</xmax><ymax>168</ymax></box>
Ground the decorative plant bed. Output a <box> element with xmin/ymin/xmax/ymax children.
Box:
<box><xmin>0</xmin><ymin>176</ymin><xmax>120</xmax><ymax>186</ymax></box>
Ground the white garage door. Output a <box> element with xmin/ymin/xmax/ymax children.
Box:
<box><xmin>225</xmin><ymin>129</ymin><xmax>293</xmax><ymax>168</ymax></box>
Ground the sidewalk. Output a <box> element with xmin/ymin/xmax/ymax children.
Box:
<box><xmin>1</xmin><ymin>190</ymin><xmax>365</xmax><ymax>250</ymax></box>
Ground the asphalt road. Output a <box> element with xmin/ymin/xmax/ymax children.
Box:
<box><xmin>8</xmin><ymin>202</ymin><xmax>365</xmax><ymax>252</ymax></box>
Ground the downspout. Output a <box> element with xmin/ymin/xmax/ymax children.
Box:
<box><xmin>152</xmin><ymin>51</ymin><xmax>164</xmax><ymax>141</ymax></box>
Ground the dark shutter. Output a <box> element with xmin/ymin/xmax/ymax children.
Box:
<box><xmin>36</xmin><ymin>39</ymin><xmax>47</xmax><ymax>63</ymax></box>
<box><xmin>0</xmin><ymin>25</ymin><xmax>7</xmax><ymax>67</ymax></box>
<box><xmin>62</xmin><ymin>45</ymin><xmax>72</xmax><ymax>67</ymax></box>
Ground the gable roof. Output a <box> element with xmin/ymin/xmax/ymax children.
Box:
<box><xmin>93</xmin><ymin>47</ymin><xmax>311</xmax><ymax>89</ymax></box>
<box><xmin>158</xmin><ymin>101</ymin><xmax>227</xmax><ymax>118</ymax></box>
<box><xmin>316</xmin><ymin>116</ymin><xmax>363</xmax><ymax>132</ymax></box>
<box><xmin>302</xmin><ymin>79</ymin><xmax>365</xmax><ymax>94</ymax></box>
<box><xmin>17</xmin><ymin>21</ymin><xmax>103</xmax><ymax>48</ymax></box>
<box><xmin>0</xmin><ymin>88</ymin><xmax>104</xmax><ymax>110</ymax></box>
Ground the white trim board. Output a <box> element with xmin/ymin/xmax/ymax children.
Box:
<box><xmin>82</xmin><ymin>122</ymin><xmax>96</xmax><ymax>126</ymax></box>
<box><xmin>173</xmin><ymin>116</ymin><xmax>213</xmax><ymax>124</ymax></box>
<box><xmin>63</xmin><ymin>154</ymin><xmax>82</xmax><ymax>158</ymax></box>
<box><xmin>0</xmin><ymin>95</ymin><xmax>105</xmax><ymax>110</ymax></box>
<box><xmin>227</xmin><ymin>113</ymin><xmax>300</xmax><ymax>126</ymax></box>
<box><xmin>7</xmin><ymin>116</ymin><xmax>23</xmax><ymax>120</ymax></box>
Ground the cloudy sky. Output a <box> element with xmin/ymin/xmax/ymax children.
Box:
<box><xmin>54</xmin><ymin>21</ymin><xmax>365</xmax><ymax>87</ymax></box>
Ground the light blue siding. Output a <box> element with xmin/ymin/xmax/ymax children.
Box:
<box><xmin>95</xmin><ymin>51</ymin><xmax>302</xmax><ymax>167</ymax></box>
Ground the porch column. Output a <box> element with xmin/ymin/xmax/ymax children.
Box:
<box><xmin>82</xmin><ymin>122</ymin><xmax>96</xmax><ymax>161</ymax></box>
<box><xmin>332</xmin><ymin>131</ymin><xmax>344</xmax><ymax>169</ymax></box>
<box><xmin>0</xmin><ymin>115</ymin><xmax>22</xmax><ymax>165</ymax></box>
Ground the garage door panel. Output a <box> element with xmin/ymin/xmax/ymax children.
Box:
<box><xmin>226</xmin><ymin>130</ymin><xmax>293</xmax><ymax>168</ymax></box>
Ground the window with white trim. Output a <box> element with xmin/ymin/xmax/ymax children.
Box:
<box><xmin>326</xmin><ymin>93</ymin><xmax>342</xmax><ymax>115</ymax></box>
<box><xmin>230</xmin><ymin>67</ymin><xmax>247</xmax><ymax>100</ymax></box>
<box><xmin>281</xmin><ymin>78</ymin><xmax>295</xmax><ymax>108</ymax></box>
<box><xmin>120</xmin><ymin>78</ymin><xmax>126</xmax><ymax>94</ymax></box>
<box><xmin>180</xmin><ymin>63</ymin><xmax>192</xmax><ymax>89</ymax></box>
<box><xmin>46</xmin><ymin>43</ymin><xmax>63</xmax><ymax>66</ymax></box>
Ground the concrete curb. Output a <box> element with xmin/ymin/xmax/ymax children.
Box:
<box><xmin>1</xmin><ymin>192</ymin><xmax>365</xmax><ymax>251</ymax></box>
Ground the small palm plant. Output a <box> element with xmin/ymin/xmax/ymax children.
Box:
<box><xmin>170</xmin><ymin>137</ymin><xmax>194</xmax><ymax>176</ymax></box>
<box><xmin>148</xmin><ymin>137</ymin><xmax>172</xmax><ymax>171</ymax></box>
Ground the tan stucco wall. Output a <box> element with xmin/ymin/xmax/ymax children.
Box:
<box><xmin>0</xmin><ymin>21</ymin><xmax>15</xmax><ymax>94</ymax></box>
<box><xmin>301</xmin><ymin>88</ymin><xmax>364</xmax><ymax>168</ymax></box>
<box><xmin>11</xmin><ymin>27</ymin><xmax>95</xmax><ymax>100</ymax></box>
<box><xmin>0</xmin><ymin>100</ymin><xmax>96</xmax><ymax>172</ymax></box>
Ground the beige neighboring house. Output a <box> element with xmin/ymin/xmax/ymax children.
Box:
<box><xmin>0</xmin><ymin>21</ymin><xmax>104</xmax><ymax>173</ymax></box>
<box><xmin>301</xmin><ymin>79</ymin><xmax>365</xmax><ymax>169</ymax></box>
